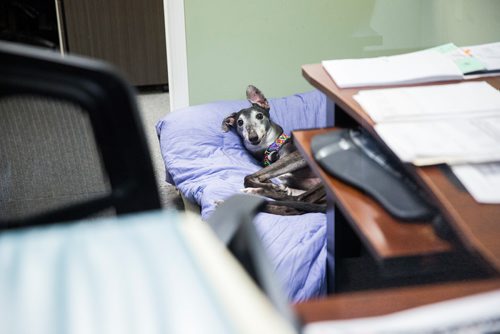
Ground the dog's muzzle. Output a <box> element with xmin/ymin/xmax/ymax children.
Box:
<box><xmin>249</xmin><ymin>135</ymin><xmax>260</xmax><ymax>145</ymax></box>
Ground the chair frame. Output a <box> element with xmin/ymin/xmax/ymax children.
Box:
<box><xmin>0</xmin><ymin>41</ymin><xmax>161</xmax><ymax>228</ymax></box>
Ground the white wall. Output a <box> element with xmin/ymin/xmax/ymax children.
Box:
<box><xmin>163</xmin><ymin>0</ymin><xmax>189</xmax><ymax>111</ymax></box>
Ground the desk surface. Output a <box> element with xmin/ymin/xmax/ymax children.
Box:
<box><xmin>301</xmin><ymin>63</ymin><xmax>500</xmax><ymax>272</ymax></box>
<box><xmin>295</xmin><ymin>278</ymin><xmax>500</xmax><ymax>323</ymax></box>
<box><xmin>293</xmin><ymin>128</ymin><xmax>452</xmax><ymax>260</ymax></box>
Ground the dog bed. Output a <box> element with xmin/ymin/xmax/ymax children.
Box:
<box><xmin>156</xmin><ymin>90</ymin><xmax>328</xmax><ymax>302</ymax></box>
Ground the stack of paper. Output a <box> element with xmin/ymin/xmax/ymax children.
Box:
<box><xmin>451</xmin><ymin>162</ymin><xmax>500</xmax><ymax>204</ymax></box>
<box><xmin>352</xmin><ymin>81</ymin><xmax>500</xmax><ymax>203</ymax></box>
<box><xmin>322</xmin><ymin>42</ymin><xmax>500</xmax><ymax>88</ymax></box>
<box><xmin>434</xmin><ymin>43</ymin><xmax>486</xmax><ymax>74</ymax></box>
<box><xmin>463</xmin><ymin>41</ymin><xmax>500</xmax><ymax>74</ymax></box>
<box><xmin>353</xmin><ymin>81</ymin><xmax>500</xmax><ymax>166</ymax></box>
<box><xmin>374</xmin><ymin>116</ymin><xmax>500</xmax><ymax>166</ymax></box>
<box><xmin>354</xmin><ymin>81</ymin><xmax>500</xmax><ymax>123</ymax></box>
<box><xmin>322</xmin><ymin>48</ymin><xmax>464</xmax><ymax>88</ymax></box>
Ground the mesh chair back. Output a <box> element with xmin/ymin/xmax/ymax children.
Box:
<box><xmin>0</xmin><ymin>41</ymin><xmax>161</xmax><ymax>229</ymax></box>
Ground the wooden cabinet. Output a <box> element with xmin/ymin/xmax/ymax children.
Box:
<box><xmin>62</xmin><ymin>0</ymin><xmax>168</xmax><ymax>87</ymax></box>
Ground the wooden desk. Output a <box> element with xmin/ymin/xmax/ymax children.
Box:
<box><xmin>295</xmin><ymin>279</ymin><xmax>500</xmax><ymax>323</ymax></box>
<box><xmin>296</xmin><ymin>64</ymin><xmax>500</xmax><ymax>293</ymax></box>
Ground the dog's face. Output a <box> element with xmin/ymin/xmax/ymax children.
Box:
<box><xmin>222</xmin><ymin>105</ymin><xmax>272</xmax><ymax>149</ymax></box>
<box><xmin>222</xmin><ymin>85</ymin><xmax>280</xmax><ymax>155</ymax></box>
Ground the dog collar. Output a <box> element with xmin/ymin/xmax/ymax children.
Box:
<box><xmin>263</xmin><ymin>133</ymin><xmax>290</xmax><ymax>166</ymax></box>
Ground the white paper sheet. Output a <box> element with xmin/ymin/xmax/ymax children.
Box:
<box><xmin>374</xmin><ymin>115</ymin><xmax>500</xmax><ymax>165</ymax></box>
<box><xmin>304</xmin><ymin>289</ymin><xmax>500</xmax><ymax>334</ymax></box>
<box><xmin>353</xmin><ymin>81</ymin><xmax>500</xmax><ymax>123</ymax></box>
<box><xmin>451</xmin><ymin>162</ymin><xmax>500</xmax><ymax>203</ymax></box>
<box><xmin>463</xmin><ymin>41</ymin><xmax>500</xmax><ymax>71</ymax></box>
<box><xmin>322</xmin><ymin>49</ymin><xmax>463</xmax><ymax>88</ymax></box>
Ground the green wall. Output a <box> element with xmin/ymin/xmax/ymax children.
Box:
<box><xmin>184</xmin><ymin>0</ymin><xmax>500</xmax><ymax>105</ymax></box>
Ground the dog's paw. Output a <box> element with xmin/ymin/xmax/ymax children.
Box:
<box><xmin>278</xmin><ymin>173</ymin><xmax>294</xmax><ymax>184</ymax></box>
<box><xmin>276</xmin><ymin>184</ymin><xmax>305</xmax><ymax>196</ymax></box>
<box><xmin>276</xmin><ymin>184</ymin><xmax>295</xmax><ymax>195</ymax></box>
<box><xmin>241</xmin><ymin>187</ymin><xmax>264</xmax><ymax>195</ymax></box>
<box><xmin>277</xmin><ymin>184</ymin><xmax>288</xmax><ymax>192</ymax></box>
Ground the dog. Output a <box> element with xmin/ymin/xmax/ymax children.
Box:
<box><xmin>221</xmin><ymin>85</ymin><xmax>326</xmax><ymax>215</ymax></box>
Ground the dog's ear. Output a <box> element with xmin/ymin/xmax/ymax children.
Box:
<box><xmin>246</xmin><ymin>85</ymin><xmax>270</xmax><ymax>111</ymax></box>
<box><xmin>221</xmin><ymin>112</ymin><xmax>238</xmax><ymax>132</ymax></box>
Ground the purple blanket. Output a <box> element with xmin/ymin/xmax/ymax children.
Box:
<box><xmin>156</xmin><ymin>90</ymin><xmax>327</xmax><ymax>302</ymax></box>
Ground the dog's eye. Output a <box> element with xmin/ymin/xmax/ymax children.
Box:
<box><xmin>256</xmin><ymin>113</ymin><xmax>264</xmax><ymax>120</ymax></box>
<box><xmin>237</xmin><ymin>119</ymin><xmax>244</xmax><ymax>127</ymax></box>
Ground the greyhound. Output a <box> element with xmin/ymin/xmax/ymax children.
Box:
<box><xmin>221</xmin><ymin>85</ymin><xmax>326</xmax><ymax>215</ymax></box>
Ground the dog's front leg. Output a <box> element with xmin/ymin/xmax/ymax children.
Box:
<box><xmin>244</xmin><ymin>151</ymin><xmax>308</xmax><ymax>201</ymax></box>
<box><xmin>263</xmin><ymin>200</ymin><xmax>327</xmax><ymax>215</ymax></box>
<box><xmin>297</xmin><ymin>183</ymin><xmax>326</xmax><ymax>204</ymax></box>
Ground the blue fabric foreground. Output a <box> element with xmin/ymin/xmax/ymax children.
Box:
<box><xmin>156</xmin><ymin>90</ymin><xmax>328</xmax><ymax>302</ymax></box>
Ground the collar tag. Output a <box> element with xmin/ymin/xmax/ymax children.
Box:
<box><xmin>262</xmin><ymin>133</ymin><xmax>290</xmax><ymax>166</ymax></box>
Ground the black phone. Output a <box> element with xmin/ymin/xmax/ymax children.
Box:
<box><xmin>311</xmin><ymin>128</ymin><xmax>436</xmax><ymax>222</ymax></box>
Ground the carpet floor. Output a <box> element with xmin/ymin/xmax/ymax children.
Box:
<box><xmin>136</xmin><ymin>90</ymin><xmax>183</xmax><ymax>210</ymax></box>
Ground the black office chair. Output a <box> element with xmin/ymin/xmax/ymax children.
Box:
<box><xmin>0</xmin><ymin>41</ymin><xmax>161</xmax><ymax>229</ymax></box>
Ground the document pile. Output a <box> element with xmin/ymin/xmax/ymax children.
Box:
<box><xmin>322</xmin><ymin>42</ymin><xmax>500</xmax><ymax>88</ymax></box>
<box><xmin>322</xmin><ymin>48</ymin><xmax>463</xmax><ymax>88</ymax></box>
<box><xmin>463</xmin><ymin>41</ymin><xmax>500</xmax><ymax>75</ymax></box>
<box><xmin>353</xmin><ymin>81</ymin><xmax>500</xmax><ymax>203</ymax></box>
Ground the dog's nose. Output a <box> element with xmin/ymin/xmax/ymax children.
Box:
<box><xmin>249</xmin><ymin>135</ymin><xmax>259</xmax><ymax>144</ymax></box>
